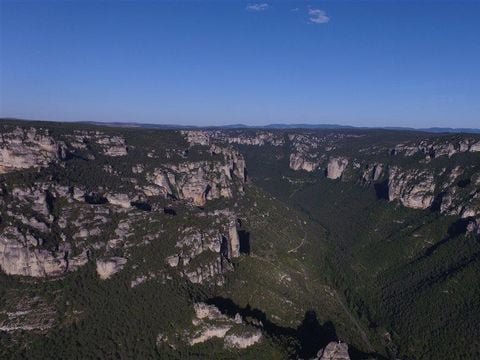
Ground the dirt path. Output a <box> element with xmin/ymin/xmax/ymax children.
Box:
<box><xmin>287</xmin><ymin>235</ymin><xmax>306</xmax><ymax>253</ymax></box>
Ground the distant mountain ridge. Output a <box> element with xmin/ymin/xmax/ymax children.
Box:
<box><xmin>2</xmin><ymin>117</ymin><xmax>480</xmax><ymax>133</ymax></box>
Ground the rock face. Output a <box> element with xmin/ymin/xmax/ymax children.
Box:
<box><xmin>64</xmin><ymin>130</ymin><xmax>128</xmax><ymax>157</ymax></box>
<box><xmin>471</xmin><ymin>141</ymin><xmax>480</xmax><ymax>152</ymax></box>
<box><xmin>182</xmin><ymin>130</ymin><xmax>211</xmax><ymax>146</ymax></box>
<box><xmin>224</xmin><ymin>331</ymin><xmax>263</xmax><ymax>349</ymax></box>
<box><xmin>101</xmin><ymin>138</ymin><xmax>128</xmax><ymax>156</ymax></box>
<box><xmin>362</xmin><ymin>163</ymin><xmax>384</xmax><ymax>182</ymax></box>
<box><xmin>391</xmin><ymin>137</ymin><xmax>480</xmax><ymax>159</ymax></box>
<box><xmin>317</xmin><ymin>341</ymin><xmax>350</xmax><ymax>360</ymax></box>
<box><xmin>148</xmin><ymin>148</ymin><xmax>246</xmax><ymax>207</ymax></box>
<box><xmin>227</xmin><ymin>221</ymin><xmax>240</xmax><ymax>259</ymax></box>
<box><xmin>12</xmin><ymin>187</ymin><xmax>51</xmax><ymax>218</ymax></box>
<box><xmin>183</xmin><ymin>257</ymin><xmax>226</xmax><ymax>285</ymax></box>
<box><xmin>0</xmin><ymin>294</ymin><xmax>56</xmax><ymax>333</ymax></box>
<box><xmin>161</xmin><ymin>302</ymin><xmax>262</xmax><ymax>349</ymax></box>
<box><xmin>106</xmin><ymin>193</ymin><xmax>132</xmax><ymax>208</ymax></box>
<box><xmin>388</xmin><ymin>167</ymin><xmax>435</xmax><ymax>209</ymax></box>
<box><xmin>96</xmin><ymin>257</ymin><xmax>127</xmax><ymax>280</ymax></box>
<box><xmin>166</xmin><ymin>215</ymin><xmax>240</xmax><ymax>285</ymax></box>
<box><xmin>0</xmin><ymin>184</ymin><xmax>91</xmax><ymax>277</ymax></box>
<box><xmin>182</xmin><ymin>130</ymin><xmax>284</xmax><ymax>147</ymax></box>
<box><xmin>173</xmin><ymin>162</ymin><xmax>230</xmax><ymax>207</ymax></box>
<box><xmin>288</xmin><ymin>134</ymin><xmax>323</xmax><ymax>172</ymax></box>
<box><xmin>0</xmin><ymin>127</ymin><xmax>65</xmax><ymax>174</ymax></box>
<box><xmin>0</xmin><ymin>226</ymin><xmax>87</xmax><ymax>277</ymax></box>
<box><xmin>327</xmin><ymin>157</ymin><xmax>349</xmax><ymax>180</ymax></box>
<box><xmin>0</xmin><ymin>227</ymin><xmax>64</xmax><ymax>277</ymax></box>
<box><xmin>289</xmin><ymin>153</ymin><xmax>320</xmax><ymax>172</ymax></box>
<box><xmin>467</xmin><ymin>219</ymin><xmax>480</xmax><ymax>238</ymax></box>
<box><xmin>149</xmin><ymin>170</ymin><xmax>175</xmax><ymax>197</ymax></box>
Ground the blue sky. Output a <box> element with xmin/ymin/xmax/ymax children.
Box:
<box><xmin>1</xmin><ymin>0</ymin><xmax>479</xmax><ymax>127</ymax></box>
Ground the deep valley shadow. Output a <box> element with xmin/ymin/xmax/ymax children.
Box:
<box><xmin>163</xmin><ymin>207</ymin><xmax>177</xmax><ymax>216</ymax></box>
<box><xmin>374</xmin><ymin>180</ymin><xmax>389</xmax><ymax>200</ymax></box>
<box><xmin>419</xmin><ymin>217</ymin><xmax>474</xmax><ymax>259</ymax></box>
<box><xmin>84</xmin><ymin>193</ymin><xmax>108</xmax><ymax>205</ymax></box>
<box><xmin>131</xmin><ymin>201</ymin><xmax>152</xmax><ymax>211</ymax></box>
<box><xmin>205</xmin><ymin>297</ymin><xmax>380</xmax><ymax>359</ymax></box>
<box><xmin>238</xmin><ymin>230</ymin><xmax>251</xmax><ymax>254</ymax></box>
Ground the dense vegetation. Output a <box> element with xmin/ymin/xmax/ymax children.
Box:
<box><xmin>240</xmin><ymin>137</ymin><xmax>480</xmax><ymax>359</ymax></box>
<box><xmin>1</xmin><ymin>120</ymin><xmax>479</xmax><ymax>359</ymax></box>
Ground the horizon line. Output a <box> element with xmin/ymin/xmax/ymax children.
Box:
<box><xmin>2</xmin><ymin>117</ymin><xmax>480</xmax><ymax>134</ymax></box>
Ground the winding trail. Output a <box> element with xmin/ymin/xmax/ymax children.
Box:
<box><xmin>287</xmin><ymin>234</ymin><xmax>306</xmax><ymax>253</ymax></box>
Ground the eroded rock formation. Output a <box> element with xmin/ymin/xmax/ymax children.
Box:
<box><xmin>96</xmin><ymin>257</ymin><xmax>127</xmax><ymax>280</ymax></box>
<box><xmin>0</xmin><ymin>127</ymin><xmax>65</xmax><ymax>173</ymax></box>
<box><xmin>316</xmin><ymin>341</ymin><xmax>350</xmax><ymax>360</ymax></box>
<box><xmin>388</xmin><ymin>167</ymin><xmax>435</xmax><ymax>209</ymax></box>
<box><xmin>326</xmin><ymin>157</ymin><xmax>349</xmax><ymax>180</ymax></box>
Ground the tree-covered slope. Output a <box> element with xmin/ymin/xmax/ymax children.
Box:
<box><xmin>1</xmin><ymin>120</ymin><xmax>479</xmax><ymax>359</ymax></box>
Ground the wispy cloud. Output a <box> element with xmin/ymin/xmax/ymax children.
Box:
<box><xmin>308</xmin><ymin>8</ymin><xmax>330</xmax><ymax>24</ymax></box>
<box><xmin>246</xmin><ymin>3</ymin><xmax>269</xmax><ymax>12</ymax></box>
<box><xmin>291</xmin><ymin>8</ymin><xmax>299</xmax><ymax>12</ymax></box>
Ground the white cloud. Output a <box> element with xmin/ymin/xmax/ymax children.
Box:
<box><xmin>308</xmin><ymin>8</ymin><xmax>330</xmax><ymax>24</ymax></box>
<box><xmin>246</xmin><ymin>3</ymin><xmax>269</xmax><ymax>12</ymax></box>
<box><xmin>291</xmin><ymin>8</ymin><xmax>299</xmax><ymax>12</ymax></box>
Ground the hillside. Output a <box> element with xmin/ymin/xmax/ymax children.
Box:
<box><xmin>1</xmin><ymin>120</ymin><xmax>479</xmax><ymax>359</ymax></box>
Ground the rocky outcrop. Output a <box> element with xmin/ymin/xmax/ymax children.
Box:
<box><xmin>96</xmin><ymin>257</ymin><xmax>127</xmax><ymax>280</ymax></box>
<box><xmin>149</xmin><ymin>148</ymin><xmax>246</xmax><ymax>207</ymax></box>
<box><xmin>182</xmin><ymin>130</ymin><xmax>284</xmax><ymax>147</ymax></box>
<box><xmin>287</xmin><ymin>133</ymin><xmax>364</xmax><ymax>174</ymax></box>
<box><xmin>183</xmin><ymin>258</ymin><xmax>226</xmax><ymax>285</ymax></box>
<box><xmin>223</xmin><ymin>132</ymin><xmax>284</xmax><ymax>146</ymax></box>
<box><xmin>64</xmin><ymin>130</ymin><xmax>128</xmax><ymax>157</ymax></box>
<box><xmin>224</xmin><ymin>331</ymin><xmax>262</xmax><ymax>349</ymax></box>
<box><xmin>0</xmin><ymin>127</ymin><xmax>65</xmax><ymax>174</ymax></box>
<box><xmin>391</xmin><ymin>137</ymin><xmax>480</xmax><ymax>160</ymax></box>
<box><xmin>436</xmin><ymin>168</ymin><xmax>480</xmax><ymax>218</ymax></box>
<box><xmin>167</xmin><ymin>228</ymin><xmax>223</xmax><ymax>262</ymax></box>
<box><xmin>471</xmin><ymin>141</ymin><xmax>480</xmax><ymax>152</ymax></box>
<box><xmin>174</xmin><ymin>163</ymin><xmax>229</xmax><ymax>207</ymax></box>
<box><xmin>132</xmin><ymin>164</ymin><xmax>145</xmax><ymax>174</ymax></box>
<box><xmin>102</xmin><ymin>144</ymin><xmax>127</xmax><ymax>157</ymax></box>
<box><xmin>388</xmin><ymin>167</ymin><xmax>435</xmax><ymax>209</ymax></box>
<box><xmin>167</xmin><ymin>302</ymin><xmax>262</xmax><ymax>349</ymax></box>
<box><xmin>227</xmin><ymin>221</ymin><xmax>240</xmax><ymax>259</ymax></box>
<box><xmin>147</xmin><ymin>170</ymin><xmax>175</xmax><ymax>197</ymax></box>
<box><xmin>362</xmin><ymin>163</ymin><xmax>384</xmax><ymax>182</ymax></box>
<box><xmin>194</xmin><ymin>302</ymin><xmax>232</xmax><ymax>320</ymax></box>
<box><xmin>210</xmin><ymin>144</ymin><xmax>247</xmax><ymax>182</ymax></box>
<box><xmin>91</xmin><ymin>133</ymin><xmax>128</xmax><ymax>156</ymax></box>
<box><xmin>189</xmin><ymin>324</ymin><xmax>232</xmax><ymax>345</ymax></box>
<box><xmin>0</xmin><ymin>294</ymin><xmax>56</xmax><ymax>333</ymax></box>
<box><xmin>288</xmin><ymin>134</ymin><xmax>323</xmax><ymax>172</ymax></box>
<box><xmin>165</xmin><ymin>214</ymin><xmax>241</xmax><ymax>285</ymax></box>
<box><xmin>106</xmin><ymin>193</ymin><xmax>132</xmax><ymax>208</ymax></box>
<box><xmin>182</xmin><ymin>130</ymin><xmax>211</xmax><ymax>146</ymax></box>
<box><xmin>12</xmin><ymin>187</ymin><xmax>51</xmax><ymax>218</ymax></box>
<box><xmin>0</xmin><ymin>183</ymin><xmax>97</xmax><ymax>277</ymax></box>
<box><xmin>327</xmin><ymin>157</ymin><xmax>349</xmax><ymax>180</ymax></box>
<box><xmin>188</xmin><ymin>302</ymin><xmax>237</xmax><ymax>345</ymax></box>
<box><xmin>289</xmin><ymin>153</ymin><xmax>320</xmax><ymax>172</ymax></box>
<box><xmin>467</xmin><ymin>218</ymin><xmax>480</xmax><ymax>237</ymax></box>
<box><xmin>0</xmin><ymin>226</ymin><xmax>87</xmax><ymax>277</ymax></box>
<box><xmin>0</xmin><ymin>227</ymin><xmax>63</xmax><ymax>277</ymax></box>
<box><xmin>316</xmin><ymin>341</ymin><xmax>350</xmax><ymax>360</ymax></box>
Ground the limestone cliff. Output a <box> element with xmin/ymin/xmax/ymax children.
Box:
<box><xmin>0</xmin><ymin>127</ymin><xmax>65</xmax><ymax>174</ymax></box>
<box><xmin>388</xmin><ymin>167</ymin><xmax>435</xmax><ymax>209</ymax></box>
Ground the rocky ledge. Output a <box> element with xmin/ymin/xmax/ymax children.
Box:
<box><xmin>0</xmin><ymin>126</ymin><xmax>66</xmax><ymax>174</ymax></box>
